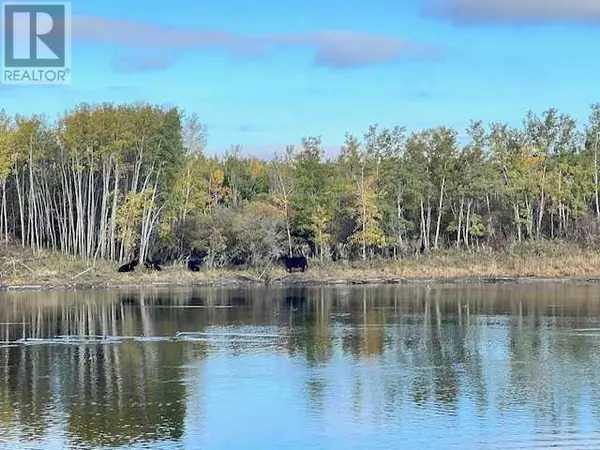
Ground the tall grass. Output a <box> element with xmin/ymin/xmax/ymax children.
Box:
<box><xmin>1</xmin><ymin>240</ymin><xmax>600</xmax><ymax>288</ymax></box>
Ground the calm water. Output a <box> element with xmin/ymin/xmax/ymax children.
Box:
<box><xmin>1</xmin><ymin>284</ymin><xmax>600</xmax><ymax>449</ymax></box>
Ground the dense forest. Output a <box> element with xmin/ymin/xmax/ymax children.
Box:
<box><xmin>2</xmin><ymin>102</ymin><xmax>600</xmax><ymax>268</ymax></box>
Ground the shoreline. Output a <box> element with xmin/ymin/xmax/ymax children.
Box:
<box><xmin>4</xmin><ymin>241</ymin><xmax>600</xmax><ymax>293</ymax></box>
<box><xmin>3</xmin><ymin>273</ymin><xmax>600</xmax><ymax>293</ymax></box>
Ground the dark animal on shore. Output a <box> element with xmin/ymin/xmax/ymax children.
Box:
<box><xmin>187</xmin><ymin>257</ymin><xmax>203</xmax><ymax>272</ymax></box>
<box><xmin>186</xmin><ymin>249</ymin><xmax>208</xmax><ymax>272</ymax></box>
<box><xmin>144</xmin><ymin>259</ymin><xmax>162</xmax><ymax>271</ymax></box>
<box><xmin>118</xmin><ymin>260</ymin><xmax>138</xmax><ymax>273</ymax></box>
<box><xmin>281</xmin><ymin>255</ymin><xmax>308</xmax><ymax>273</ymax></box>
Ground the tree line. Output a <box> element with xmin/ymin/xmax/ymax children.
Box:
<box><xmin>2</xmin><ymin>102</ymin><xmax>600</xmax><ymax>267</ymax></box>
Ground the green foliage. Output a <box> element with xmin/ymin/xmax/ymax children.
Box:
<box><xmin>0</xmin><ymin>111</ymin><xmax>13</xmax><ymax>181</ymax></box>
<box><xmin>183</xmin><ymin>202</ymin><xmax>286</xmax><ymax>268</ymax></box>
<box><xmin>3</xmin><ymin>102</ymin><xmax>600</xmax><ymax>264</ymax></box>
<box><xmin>116</xmin><ymin>190</ymin><xmax>153</xmax><ymax>254</ymax></box>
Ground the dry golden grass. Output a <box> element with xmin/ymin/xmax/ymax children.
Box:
<box><xmin>2</xmin><ymin>240</ymin><xmax>600</xmax><ymax>290</ymax></box>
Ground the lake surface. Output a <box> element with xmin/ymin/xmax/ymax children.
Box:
<box><xmin>1</xmin><ymin>283</ymin><xmax>600</xmax><ymax>449</ymax></box>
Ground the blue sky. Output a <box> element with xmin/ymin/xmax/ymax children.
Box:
<box><xmin>1</xmin><ymin>0</ymin><xmax>600</xmax><ymax>157</ymax></box>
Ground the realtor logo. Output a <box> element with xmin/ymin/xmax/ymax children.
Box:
<box><xmin>2</xmin><ymin>2</ymin><xmax>71</xmax><ymax>84</ymax></box>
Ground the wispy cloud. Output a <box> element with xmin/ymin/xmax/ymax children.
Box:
<box><xmin>266</xmin><ymin>31</ymin><xmax>439</xmax><ymax>69</ymax></box>
<box><xmin>67</xmin><ymin>15</ymin><xmax>440</xmax><ymax>70</ymax></box>
<box><xmin>424</xmin><ymin>0</ymin><xmax>600</xmax><ymax>24</ymax></box>
<box><xmin>0</xmin><ymin>12</ymin><xmax>440</xmax><ymax>73</ymax></box>
<box><xmin>72</xmin><ymin>16</ymin><xmax>263</xmax><ymax>55</ymax></box>
<box><xmin>111</xmin><ymin>52</ymin><xmax>179</xmax><ymax>73</ymax></box>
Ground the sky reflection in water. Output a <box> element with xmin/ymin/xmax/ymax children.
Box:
<box><xmin>0</xmin><ymin>283</ymin><xmax>599</xmax><ymax>449</ymax></box>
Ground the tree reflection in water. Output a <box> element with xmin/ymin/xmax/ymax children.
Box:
<box><xmin>0</xmin><ymin>284</ymin><xmax>598</xmax><ymax>448</ymax></box>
